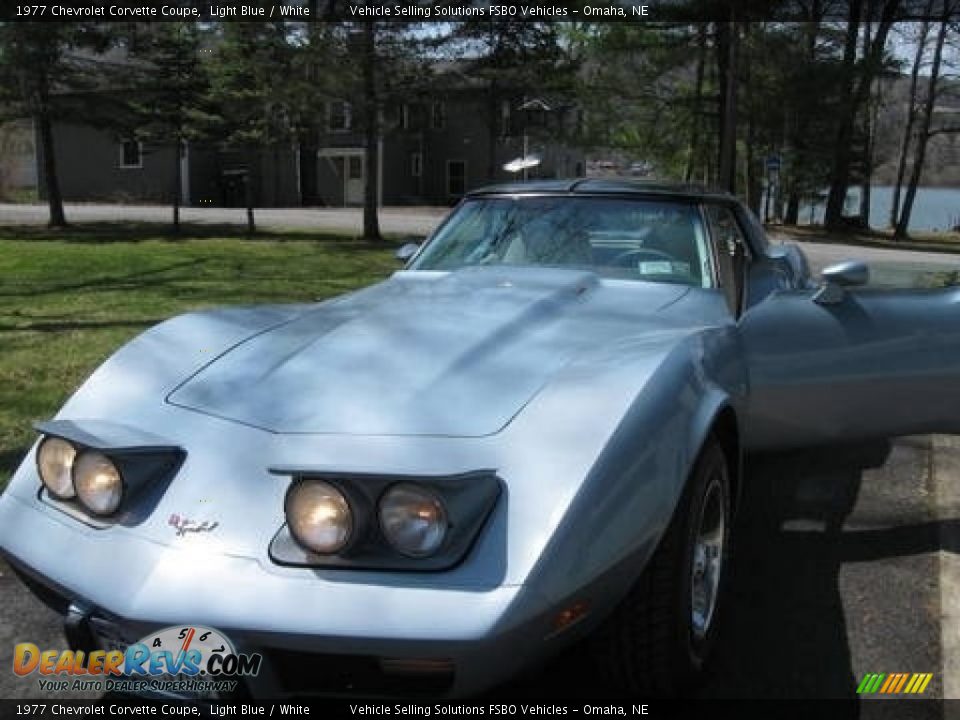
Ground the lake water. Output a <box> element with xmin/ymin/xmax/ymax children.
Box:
<box><xmin>800</xmin><ymin>186</ymin><xmax>960</xmax><ymax>232</ymax></box>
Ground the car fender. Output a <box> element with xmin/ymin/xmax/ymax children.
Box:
<box><xmin>513</xmin><ymin>328</ymin><xmax>742</xmax><ymax>617</ymax></box>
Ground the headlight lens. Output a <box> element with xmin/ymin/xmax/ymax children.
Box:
<box><xmin>379</xmin><ymin>484</ymin><xmax>448</xmax><ymax>557</ymax></box>
<box><xmin>73</xmin><ymin>452</ymin><xmax>123</xmax><ymax>516</ymax></box>
<box><xmin>37</xmin><ymin>436</ymin><xmax>77</xmax><ymax>499</ymax></box>
<box><xmin>286</xmin><ymin>481</ymin><xmax>353</xmax><ymax>554</ymax></box>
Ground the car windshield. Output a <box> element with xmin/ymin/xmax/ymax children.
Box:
<box><xmin>411</xmin><ymin>197</ymin><xmax>715</xmax><ymax>288</ymax></box>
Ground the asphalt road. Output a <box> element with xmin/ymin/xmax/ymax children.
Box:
<box><xmin>3</xmin><ymin>201</ymin><xmax>958</xmax><ymax>281</ymax></box>
<box><xmin>0</xmin><ymin>203</ymin><xmax>450</xmax><ymax>238</ymax></box>
<box><xmin>497</xmin><ymin>438</ymin><xmax>951</xmax><ymax>706</ymax></box>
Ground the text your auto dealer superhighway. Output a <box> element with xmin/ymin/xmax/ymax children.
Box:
<box><xmin>45</xmin><ymin>4</ymin><xmax>200</xmax><ymax>16</ymax></box>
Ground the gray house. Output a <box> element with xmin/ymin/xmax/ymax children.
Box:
<box><xmin>311</xmin><ymin>89</ymin><xmax>583</xmax><ymax>207</ymax></box>
<box><xmin>33</xmin><ymin>122</ymin><xmax>300</xmax><ymax>208</ymax></box>
<box><xmin>27</xmin><ymin>57</ymin><xmax>582</xmax><ymax>209</ymax></box>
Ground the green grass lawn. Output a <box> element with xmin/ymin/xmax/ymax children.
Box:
<box><xmin>0</xmin><ymin>223</ymin><xmax>399</xmax><ymax>488</ymax></box>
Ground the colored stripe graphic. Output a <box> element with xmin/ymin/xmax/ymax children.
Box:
<box><xmin>893</xmin><ymin>674</ymin><xmax>909</xmax><ymax>693</ymax></box>
<box><xmin>856</xmin><ymin>672</ymin><xmax>933</xmax><ymax>694</ymax></box>
<box><xmin>904</xmin><ymin>674</ymin><xmax>920</xmax><ymax>693</ymax></box>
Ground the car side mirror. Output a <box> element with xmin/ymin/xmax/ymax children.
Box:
<box><xmin>395</xmin><ymin>242</ymin><xmax>420</xmax><ymax>264</ymax></box>
<box><xmin>813</xmin><ymin>261</ymin><xmax>868</xmax><ymax>305</ymax></box>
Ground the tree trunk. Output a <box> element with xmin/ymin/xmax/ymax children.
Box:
<box><xmin>684</xmin><ymin>25</ymin><xmax>707</xmax><ymax>184</ymax></box>
<box><xmin>858</xmin><ymin>18</ymin><xmax>874</xmax><ymax>227</ymax></box>
<box><xmin>825</xmin><ymin>0</ymin><xmax>897</xmax><ymax>228</ymax></box>
<box><xmin>362</xmin><ymin>22</ymin><xmax>381</xmax><ymax>242</ymax></box>
<box><xmin>485</xmin><ymin>20</ymin><xmax>500</xmax><ymax>183</ymax></box>
<box><xmin>785</xmin><ymin>193</ymin><xmax>800</xmax><ymax>225</ymax></box>
<box><xmin>245</xmin><ymin>147</ymin><xmax>256</xmax><ymax>235</ymax></box>
<box><xmin>783</xmin><ymin>6</ymin><xmax>822</xmax><ymax>226</ymax></box>
<box><xmin>890</xmin><ymin>11</ymin><xmax>932</xmax><ymax>229</ymax></box>
<box><xmin>716</xmin><ymin>20</ymin><xmax>738</xmax><ymax>194</ymax></box>
<box><xmin>746</xmin><ymin>140</ymin><xmax>761</xmax><ymax>214</ymax></box>
<box><xmin>894</xmin><ymin>17</ymin><xmax>949</xmax><ymax>240</ymax></box>
<box><xmin>742</xmin><ymin>25</ymin><xmax>761</xmax><ymax>214</ymax></box>
<box><xmin>823</xmin><ymin>0</ymin><xmax>863</xmax><ymax>227</ymax></box>
<box><xmin>859</xmin><ymin>96</ymin><xmax>877</xmax><ymax>228</ymax></box>
<box><xmin>37</xmin><ymin>109</ymin><xmax>66</xmax><ymax>228</ymax></box>
<box><xmin>172</xmin><ymin>135</ymin><xmax>182</xmax><ymax>234</ymax></box>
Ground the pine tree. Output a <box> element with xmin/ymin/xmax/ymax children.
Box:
<box><xmin>0</xmin><ymin>23</ymin><xmax>109</xmax><ymax>227</ymax></box>
<box><xmin>440</xmin><ymin>18</ymin><xmax>579</xmax><ymax>184</ymax></box>
<box><xmin>203</xmin><ymin>21</ymin><xmax>296</xmax><ymax>234</ymax></box>
<box><xmin>126</xmin><ymin>23</ymin><xmax>210</xmax><ymax>233</ymax></box>
<box><xmin>309</xmin><ymin>19</ymin><xmax>431</xmax><ymax>240</ymax></box>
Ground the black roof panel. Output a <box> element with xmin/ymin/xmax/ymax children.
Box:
<box><xmin>467</xmin><ymin>178</ymin><xmax>736</xmax><ymax>203</ymax></box>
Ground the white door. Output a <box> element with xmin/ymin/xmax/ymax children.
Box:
<box><xmin>345</xmin><ymin>154</ymin><xmax>364</xmax><ymax>205</ymax></box>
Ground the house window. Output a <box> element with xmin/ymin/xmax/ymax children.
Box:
<box><xmin>447</xmin><ymin>160</ymin><xmax>466</xmax><ymax>197</ymax></box>
<box><xmin>119</xmin><ymin>140</ymin><xmax>142</xmax><ymax>168</ymax></box>
<box><xmin>348</xmin><ymin>155</ymin><xmax>363</xmax><ymax>180</ymax></box>
<box><xmin>328</xmin><ymin>101</ymin><xmax>351</xmax><ymax>132</ymax></box>
<box><xmin>431</xmin><ymin>101</ymin><xmax>445</xmax><ymax>130</ymax></box>
<box><xmin>401</xmin><ymin>103</ymin><xmax>425</xmax><ymax>131</ymax></box>
<box><xmin>411</xmin><ymin>152</ymin><xmax>422</xmax><ymax>178</ymax></box>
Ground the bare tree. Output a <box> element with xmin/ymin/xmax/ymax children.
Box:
<box><xmin>824</xmin><ymin>0</ymin><xmax>899</xmax><ymax>228</ymax></box>
<box><xmin>889</xmin><ymin>11</ymin><xmax>934</xmax><ymax>229</ymax></box>
<box><xmin>894</xmin><ymin>10</ymin><xmax>952</xmax><ymax>239</ymax></box>
<box><xmin>683</xmin><ymin>24</ymin><xmax>708</xmax><ymax>183</ymax></box>
<box><xmin>716</xmin><ymin>19</ymin><xmax>739</xmax><ymax>193</ymax></box>
<box><xmin>361</xmin><ymin>22</ymin><xmax>381</xmax><ymax>241</ymax></box>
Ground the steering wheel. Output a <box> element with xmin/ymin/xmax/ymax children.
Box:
<box><xmin>610</xmin><ymin>248</ymin><xmax>676</xmax><ymax>267</ymax></box>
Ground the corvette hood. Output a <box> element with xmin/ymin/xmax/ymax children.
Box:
<box><xmin>167</xmin><ymin>267</ymin><xmax>691</xmax><ymax>437</ymax></box>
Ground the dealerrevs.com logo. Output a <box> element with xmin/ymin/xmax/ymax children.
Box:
<box><xmin>13</xmin><ymin>625</ymin><xmax>262</xmax><ymax>695</ymax></box>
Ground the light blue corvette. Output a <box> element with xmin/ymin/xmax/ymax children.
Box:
<box><xmin>2</xmin><ymin>180</ymin><xmax>959</xmax><ymax>698</ymax></box>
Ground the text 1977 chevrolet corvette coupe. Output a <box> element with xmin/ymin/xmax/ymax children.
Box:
<box><xmin>1</xmin><ymin>180</ymin><xmax>959</xmax><ymax>698</ymax></box>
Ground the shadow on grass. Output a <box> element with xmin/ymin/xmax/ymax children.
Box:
<box><xmin>0</xmin><ymin>446</ymin><xmax>28</xmax><ymax>483</ymax></box>
<box><xmin>0</xmin><ymin>222</ymin><xmax>407</xmax><ymax>250</ymax></box>
<box><xmin>0</xmin><ymin>258</ymin><xmax>210</xmax><ymax>298</ymax></box>
<box><xmin>0</xmin><ymin>317</ymin><xmax>163</xmax><ymax>334</ymax></box>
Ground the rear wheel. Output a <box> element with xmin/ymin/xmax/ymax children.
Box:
<box><xmin>594</xmin><ymin>440</ymin><xmax>731</xmax><ymax>696</ymax></box>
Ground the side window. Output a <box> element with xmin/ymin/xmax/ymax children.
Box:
<box><xmin>704</xmin><ymin>204</ymin><xmax>748</xmax><ymax>315</ymax></box>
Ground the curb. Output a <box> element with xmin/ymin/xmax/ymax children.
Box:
<box><xmin>934</xmin><ymin>434</ymin><xmax>960</xmax><ymax>700</ymax></box>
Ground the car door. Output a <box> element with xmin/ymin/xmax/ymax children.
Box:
<box><xmin>716</xmin><ymin>214</ymin><xmax>960</xmax><ymax>451</ymax></box>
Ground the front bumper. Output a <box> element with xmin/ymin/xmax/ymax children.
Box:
<box><xmin>0</xmin><ymin>493</ymin><xmax>561</xmax><ymax>698</ymax></box>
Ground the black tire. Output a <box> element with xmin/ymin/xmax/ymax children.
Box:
<box><xmin>593</xmin><ymin>439</ymin><xmax>732</xmax><ymax>697</ymax></box>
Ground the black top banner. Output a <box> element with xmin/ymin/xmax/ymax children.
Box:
<box><xmin>1</xmin><ymin>0</ymin><xmax>957</xmax><ymax>23</ymax></box>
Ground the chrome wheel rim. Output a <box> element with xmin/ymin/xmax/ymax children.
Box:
<box><xmin>690</xmin><ymin>475</ymin><xmax>725</xmax><ymax>641</ymax></box>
